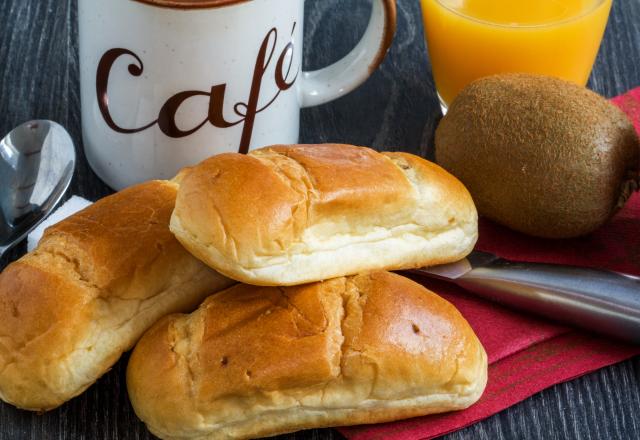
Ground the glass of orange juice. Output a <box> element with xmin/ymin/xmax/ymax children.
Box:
<box><xmin>420</xmin><ymin>0</ymin><xmax>613</xmax><ymax>110</ymax></box>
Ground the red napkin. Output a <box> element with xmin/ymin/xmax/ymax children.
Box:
<box><xmin>339</xmin><ymin>88</ymin><xmax>640</xmax><ymax>440</ymax></box>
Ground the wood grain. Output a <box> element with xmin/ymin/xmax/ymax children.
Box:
<box><xmin>0</xmin><ymin>0</ymin><xmax>639</xmax><ymax>439</ymax></box>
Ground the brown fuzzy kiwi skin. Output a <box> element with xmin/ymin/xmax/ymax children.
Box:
<box><xmin>435</xmin><ymin>73</ymin><xmax>640</xmax><ymax>239</ymax></box>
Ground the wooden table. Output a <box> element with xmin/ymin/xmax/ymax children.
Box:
<box><xmin>1</xmin><ymin>0</ymin><xmax>639</xmax><ymax>439</ymax></box>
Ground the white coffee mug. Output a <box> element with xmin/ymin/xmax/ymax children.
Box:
<box><xmin>78</xmin><ymin>0</ymin><xmax>396</xmax><ymax>190</ymax></box>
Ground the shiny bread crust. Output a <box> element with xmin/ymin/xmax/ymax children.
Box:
<box><xmin>127</xmin><ymin>271</ymin><xmax>487</xmax><ymax>440</ymax></box>
<box><xmin>0</xmin><ymin>181</ymin><xmax>233</xmax><ymax>411</ymax></box>
<box><xmin>171</xmin><ymin>144</ymin><xmax>478</xmax><ymax>286</ymax></box>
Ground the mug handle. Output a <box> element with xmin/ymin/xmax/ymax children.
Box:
<box><xmin>300</xmin><ymin>0</ymin><xmax>397</xmax><ymax>108</ymax></box>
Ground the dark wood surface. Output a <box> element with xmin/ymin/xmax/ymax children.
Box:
<box><xmin>1</xmin><ymin>0</ymin><xmax>639</xmax><ymax>439</ymax></box>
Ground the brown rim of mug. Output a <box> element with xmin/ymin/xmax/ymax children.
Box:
<box><xmin>132</xmin><ymin>0</ymin><xmax>250</xmax><ymax>9</ymax></box>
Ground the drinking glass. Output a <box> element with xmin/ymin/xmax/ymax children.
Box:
<box><xmin>420</xmin><ymin>0</ymin><xmax>613</xmax><ymax>111</ymax></box>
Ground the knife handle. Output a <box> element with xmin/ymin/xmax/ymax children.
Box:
<box><xmin>456</xmin><ymin>260</ymin><xmax>640</xmax><ymax>344</ymax></box>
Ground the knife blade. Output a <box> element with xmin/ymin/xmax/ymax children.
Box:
<box><xmin>410</xmin><ymin>251</ymin><xmax>640</xmax><ymax>344</ymax></box>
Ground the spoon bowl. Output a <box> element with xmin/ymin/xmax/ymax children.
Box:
<box><xmin>0</xmin><ymin>120</ymin><xmax>76</xmax><ymax>258</ymax></box>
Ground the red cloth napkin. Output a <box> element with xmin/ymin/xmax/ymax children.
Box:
<box><xmin>339</xmin><ymin>88</ymin><xmax>640</xmax><ymax>440</ymax></box>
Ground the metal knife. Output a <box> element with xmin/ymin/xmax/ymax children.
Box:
<box><xmin>411</xmin><ymin>251</ymin><xmax>640</xmax><ymax>344</ymax></box>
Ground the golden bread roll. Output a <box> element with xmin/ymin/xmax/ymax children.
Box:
<box><xmin>170</xmin><ymin>144</ymin><xmax>478</xmax><ymax>286</ymax></box>
<box><xmin>127</xmin><ymin>271</ymin><xmax>487</xmax><ymax>439</ymax></box>
<box><xmin>0</xmin><ymin>181</ymin><xmax>233</xmax><ymax>411</ymax></box>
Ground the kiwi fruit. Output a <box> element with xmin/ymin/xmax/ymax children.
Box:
<box><xmin>435</xmin><ymin>73</ymin><xmax>640</xmax><ymax>239</ymax></box>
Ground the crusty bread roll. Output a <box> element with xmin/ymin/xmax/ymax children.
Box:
<box><xmin>170</xmin><ymin>144</ymin><xmax>478</xmax><ymax>286</ymax></box>
<box><xmin>0</xmin><ymin>181</ymin><xmax>233</xmax><ymax>411</ymax></box>
<box><xmin>127</xmin><ymin>271</ymin><xmax>487</xmax><ymax>440</ymax></box>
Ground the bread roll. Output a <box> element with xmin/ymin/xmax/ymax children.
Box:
<box><xmin>170</xmin><ymin>144</ymin><xmax>478</xmax><ymax>286</ymax></box>
<box><xmin>0</xmin><ymin>181</ymin><xmax>233</xmax><ymax>411</ymax></box>
<box><xmin>127</xmin><ymin>271</ymin><xmax>487</xmax><ymax>440</ymax></box>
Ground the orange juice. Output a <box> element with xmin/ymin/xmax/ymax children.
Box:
<box><xmin>421</xmin><ymin>0</ymin><xmax>613</xmax><ymax>107</ymax></box>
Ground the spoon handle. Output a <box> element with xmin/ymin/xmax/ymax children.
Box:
<box><xmin>0</xmin><ymin>245</ymin><xmax>7</xmax><ymax>259</ymax></box>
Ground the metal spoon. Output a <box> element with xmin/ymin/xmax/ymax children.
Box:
<box><xmin>0</xmin><ymin>120</ymin><xmax>76</xmax><ymax>258</ymax></box>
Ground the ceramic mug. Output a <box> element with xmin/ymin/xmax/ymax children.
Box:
<box><xmin>78</xmin><ymin>0</ymin><xmax>397</xmax><ymax>190</ymax></box>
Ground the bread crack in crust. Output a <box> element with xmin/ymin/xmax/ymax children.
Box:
<box><xmin>170</xmin><ymin>144</ymin><xmax>478</xmax><ymax>286</ymax></box>
<box><xmin>0</xmin><ymin>181</ymin><xmax>233</xmax><ymax>411</ymax></box>
<box><xmin>127</xmin><ymin>271</ymin><xmax>487</xmax><ymax>440</ymax></box>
